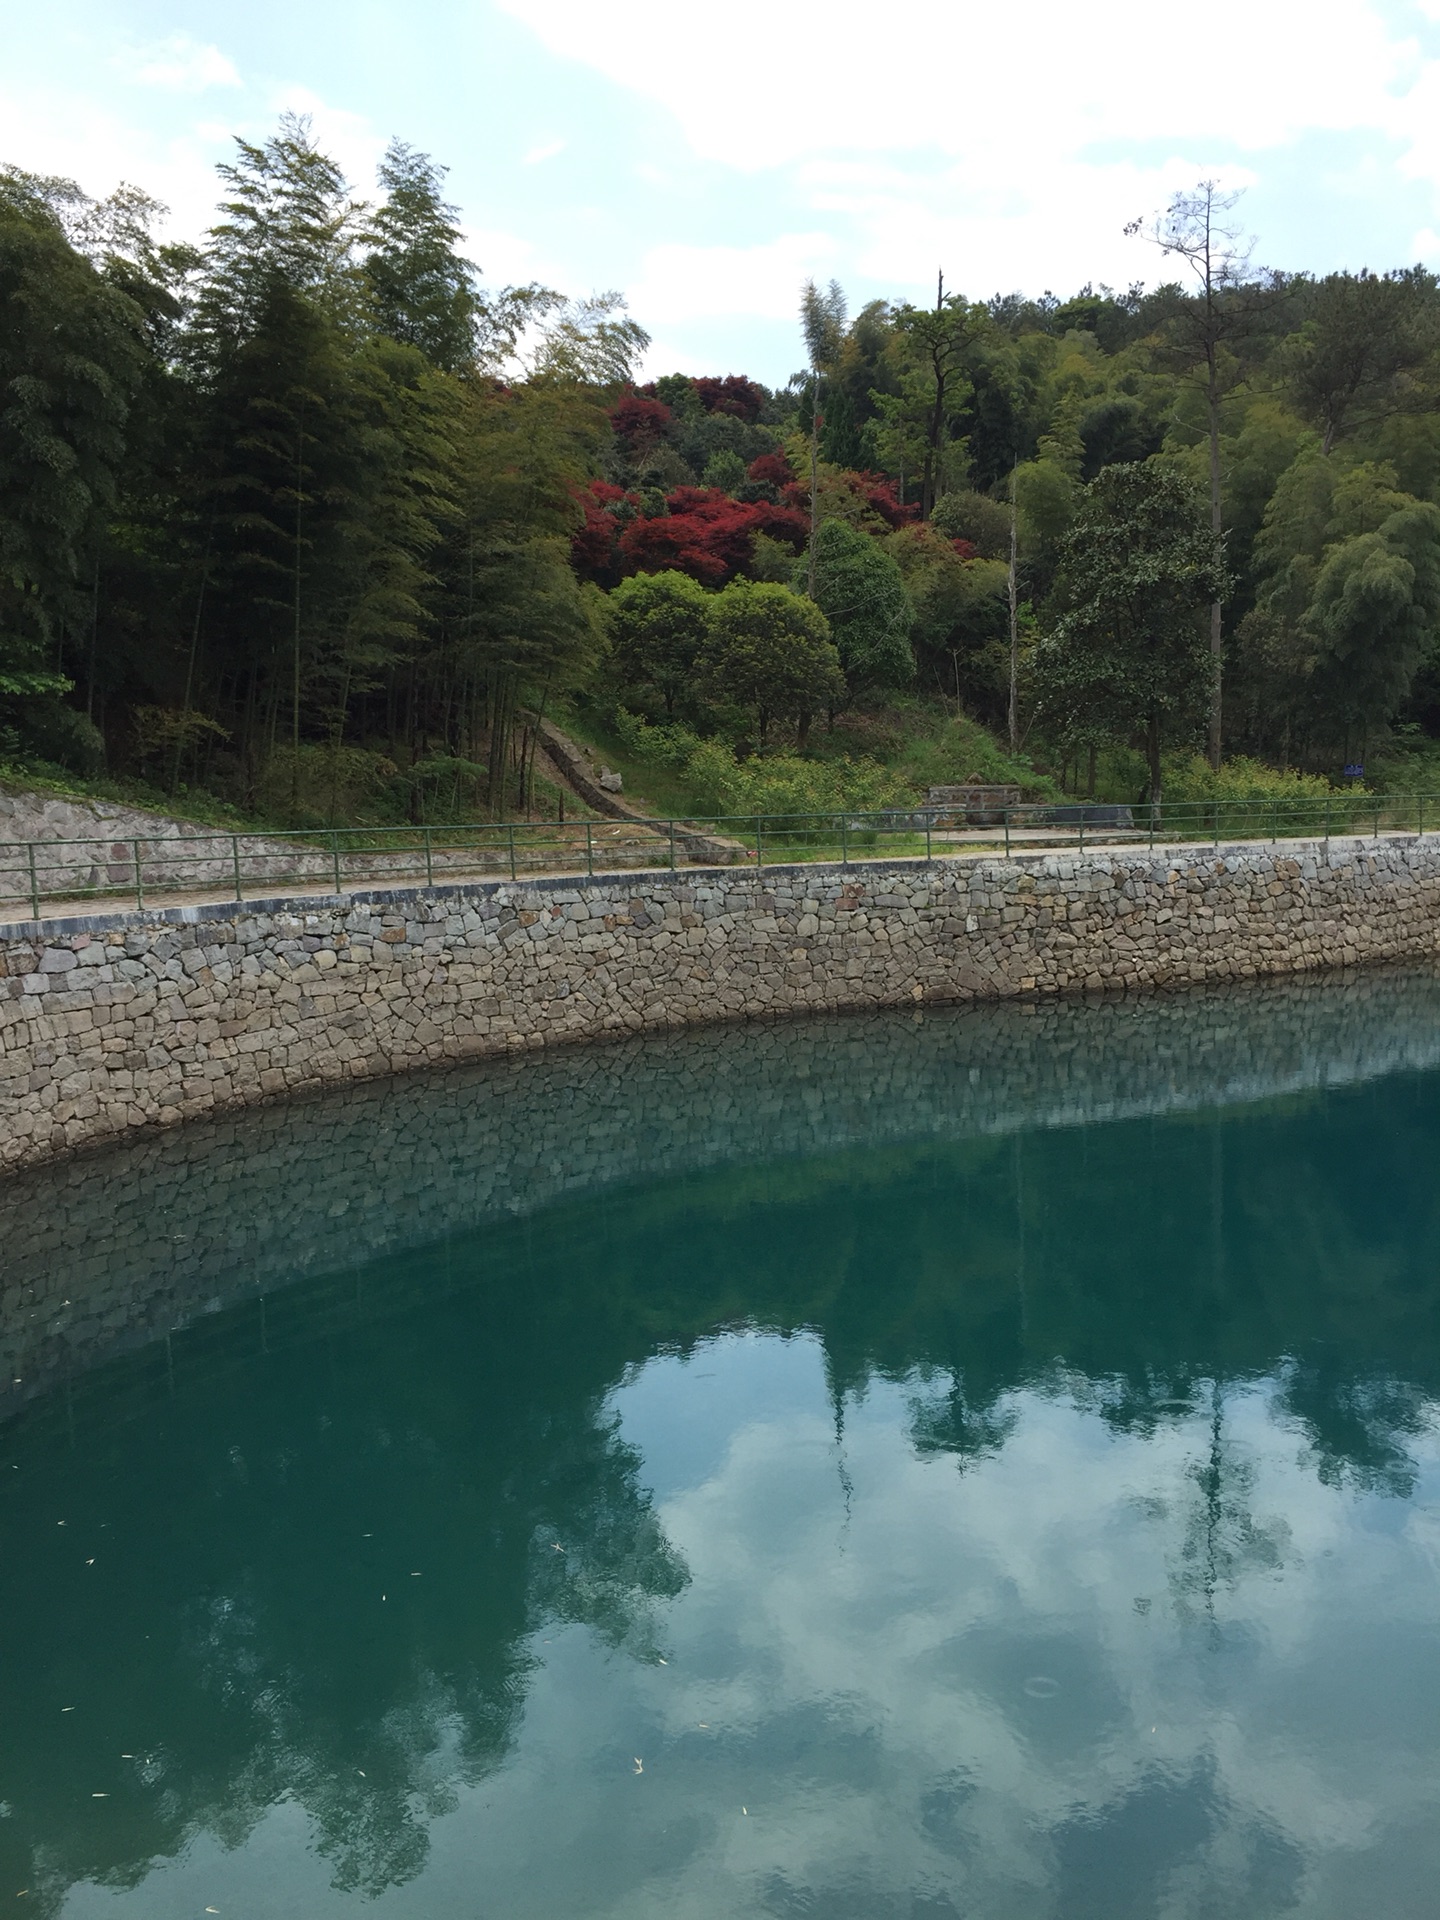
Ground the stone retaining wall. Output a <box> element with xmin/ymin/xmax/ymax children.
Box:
<box><xmin>5</xmin><ymin>963</ymin><xmax>1440</xmax><ymax>1420</ymax></box>
<box><xmin>2</xmin><ymin>835</ymin><xmax>1439</xmax><ymax>1173</ymax></box>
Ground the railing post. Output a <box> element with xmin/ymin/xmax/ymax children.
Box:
<box><xmin>1004</xmin><ymin>808</ymin><xmax>1011</xmax><ymax>859</ymax></box>
<box><xmin>585</xmin><ymin>820</ymin><xmax>593</xmax><ymax>877</ymax></box>
<box><xmin>925</xmin><ymin>812</ymin><xmax>932</xmax><ymax>862</ymax></box>
<box><xmin>507</xmin><ymin>822</ymin><xmax>517</xmax><ymax>882</ymax></box>
<box><xmin>1078</xmin><ymin>811</ymin><xmax>1085</xmax><ymax>856</ymax></box>
<box><xmin>27</xmin><ymin>841</ymin><xmax>39</xmax><ymax>921</ymax></box>
<box><xmin>424</xmin><ymin>825</ymin><xmax>434</xmax><ymax>888</ymax></box>
<box><xmin>668</xmin><ymin>818</ymin><xmax>676</xmax><ymax>871</ymax></box>
<box><xmin>331</xmin><ymin>831</ymin><xmax>342</xmax><ymax>894</ymax></box>
<box><xmin>1213</xmin><ymin>803</ymin><xmax>1219</xmax><ymax>852</ymax></box>
<box><xmin>232</xmin><ymin>834</ymin><xmax>242</xmax><ymax>902</ymax></box>
<box><xmin>133</xmin><ymin>840</ymin><xmax>144</xmax><ymax>911</ymax></box>
<box><xmin>755</xmin><ymin>817</ymin><xmax>763</xmax><ymax>872</ymax></box>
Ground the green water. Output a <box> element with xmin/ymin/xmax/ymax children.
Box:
<box><xmin>4</xmin><ymin>977</ymin><xmax>1440</xmax><ymax>1917</ymax></box>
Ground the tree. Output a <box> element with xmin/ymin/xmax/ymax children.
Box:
<box><xmin>605</xmin><ymin>569</ymin><xmax>710</xmax><ymax>715</ymax></box>
<box><xmin>365</xmin><ymin>143</ymin><xmax>479</xmax><ymax>373</ymax></box>
<box><xmin>698</xmin><ymin>580</ymin><xmax>844</xmax><ymax>745</ymax></box>
<box><xmin>1239</xmin><ymin>451</ymin><xmax>1440</xmax><ymax>760</ymax></box>
<box><xmin>1280</xmin><ymin>269</ymin><xmax>1438</xmax><ymax>456</ymax></box>
<box><xmin>802</xmin><ymin>519</ymin><xmax>914</xmax><ymax>692</ymax></box>
<box><xmin>616</xmin><ymin>487</ymin><xmax>805</xmax><ymax>587</ymax></box>
<box><xmin>799</xmin><ymin>277</ymin><xmax>847</xmax><ymax>593</ymax></box>
<box><xmin>1033</xmin><ymin>461</ymin><xmax>1228</xmax><ymax>804</ymax></box>
<box><xmin>1126</xmin><ymin>181</ymin><xmax>1270</xmax><ymax>768</ymax></box>
<box><xmin>0</xmin><ymin>172</ymin><xmax>148</xmax><ymax>753</ymax></box>
<box><xmin>196</xmin><ymin>114</ymin><xmax>367</xmax><ymax>351</ymax></box>
<box><xmin>887</xmin><ymin>524</ymin><xmax>1009</xmax><ymax>717</ymax></box>
<box><xmin>528</xmin><ymin>293</ymin><xmax>649</xmax><ymax>390</ymax></box>
<box><xmin>446</xmin><ymin>379</ymin><xmax>608</xmax><ymax>809</ymax></box>
<box><xmin>871</xmin><ymin>277</ymin><xmax>978</xmax><ymax>520</ymax></box>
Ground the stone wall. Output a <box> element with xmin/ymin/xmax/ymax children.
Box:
<box><xmin>2</xmin><ymin>835</ymin><xmax>1439</xmax><ymax>1173</ymax></box>
<box><xmin>5</xmin><ymin>963</ymin><xmax>1440</xmax><ymax>1422</ymax></box>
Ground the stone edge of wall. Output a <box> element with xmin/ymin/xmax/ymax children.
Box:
<box><xmin>4</xmin><ymin>834</ymin><xmax>1439</xmax><ymax>1177</ymax></box>
<box><xmin>0</xmin><ymin>834</ymin><xmax>1399</xmax><ymax>943</ymax></box>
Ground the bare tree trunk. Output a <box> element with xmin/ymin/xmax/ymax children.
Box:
<box><xmin>291</xmin><ymin>403</ymin><xmax>305</xmax><ymax>807</ymax></box>
<box><xmin>921</xmin><ymin>269</ymin><xmax>945</xmax><ymax>522</ymax></box>
<box><xmin>808</xmin><ymin>378</ymin><xmax>820</xmax><ymax>598</ymax></box>
<box><xmin>1207</xmin><ymin>350</ymin><xmax>1223</xmax><ymax>770</ymax></box>
<box><xmin>86</xmin><ymin>556</ymin><xmax>100</xmax><ymax>725</ymax></box>
<box><xmin>1007</xmin><ymin>460</ymin><xmax>1019</xmax><ymax>753</ymax></box>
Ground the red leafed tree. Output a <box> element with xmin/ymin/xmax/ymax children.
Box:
<box><xmin>609</xmin><ymin>390</ymin><xmax>673</xmax><ymax>454</ymax></box>
<box><xmin>746</xmin><ymin>451</ymin><xmax>794</xmax><ymax>488</ymax></box>
<box><xmin>694</xmin><ymin>375</ymin><xmax>766</xmax><ymax>421</ymax></box>
<box><xmin>749</xmin><ymin>500</ymin><xmax>809</xmax><ymax>547</ymax></box>
<box><xmin>571</xmin><ymin>481</ymin><xmax>635</xmax><ymax>585</ymax></box>
<box><xmin>620</xmin><ymin>488</ymin><xmax>757</xmax><ymax>585</ymax></box>
<box><xmin>617</xmin><ymin>486</ymin><xmax>807</xmax><ymax>586</ymax></box>
<box><xmin>856</xmin><ymin>473</ymin><xmax>920</xmax><ymax>528</ymax></box>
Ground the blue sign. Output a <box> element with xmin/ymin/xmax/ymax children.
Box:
<box><xmin>1343</xmin><ymin>763</ymin><xmax>1364</xmax><ymax>778</ymax></box>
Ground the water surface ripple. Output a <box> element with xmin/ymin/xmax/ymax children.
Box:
<box><xmin>4</xmin><ymin>969</ymin><xmax>1440</xmax><ymax>1918</ymax></box>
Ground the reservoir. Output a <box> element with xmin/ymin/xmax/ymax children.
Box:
<box><xmin>3</xmin><ymin>971</ymin><xmax>1440</xmax><ymax>1917</ymax></box>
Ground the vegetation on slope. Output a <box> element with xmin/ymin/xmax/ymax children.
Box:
<box><xmin>5</xmin><ymin>135</ymin><xmax>1440</xmax><ymax>831</ymax></box>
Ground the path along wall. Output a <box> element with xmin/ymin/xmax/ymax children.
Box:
<box><xmin>3</xmin><ymin>835</ymin><xmax>1440</xmax><ymax>1173</ymax></box>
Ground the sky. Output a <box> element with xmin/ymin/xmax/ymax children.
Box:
<box><xmin>5</xmin><ymin>0</ymin><xmax>1440</xmax><ymax>384</ymax></box>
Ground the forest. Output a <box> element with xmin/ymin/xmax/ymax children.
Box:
<box><xmin>4</xmin><ymin>114</ymin><xmax>1440</xmax><ymax>829</ymax></box>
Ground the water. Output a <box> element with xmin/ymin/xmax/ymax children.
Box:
<box><xmin>4</xmin><ymin>972</ymin><xmax>1440</xmax><ymax>1917</ymax></box>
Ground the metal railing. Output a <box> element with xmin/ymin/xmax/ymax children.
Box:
<box><xmin>1</xmin><ymin>794</ymin><xmax>1434</xmax><ymax>920</ymax></box>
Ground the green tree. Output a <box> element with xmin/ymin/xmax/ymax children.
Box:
<box><xmin>195</xmin><ymin>114</ymin><xmax>367</xmax><ymax>350</ymax></box>
<box><xmin>0</xmin><ymin>170</ymin><xmax>148</xmax><ymax>752</ymax></box>
<box><xmin>698</xmin><ymin>579</ymin><xmax>844</xmax><ymax>746</ymax></box>
<box><xmin>1239</xmin><ymin>451</ymin><xmax>1440</xmax><ymax>760</ymax></box>
<box><xmin>1281</xmin><ymin>269</ymin><xmax>1438</xmax><ymax>456</ymax></box>
<box><xmin>366</xmin><ymin>143</ymin><xmax>479</xmax><ymax>373</ymax></box>
<box><xmin>528</xmin><ymin>293</ymin><xmax>649</xmax><ymax>390</ymax></box>
<box><xmin>887</xmin><ymin>525</ymin><xmax>1009</xmax><ymax>716</ymax></box>
<box><xmin>447</xmin><ymin>380</ymin><xmax>608</xmax><ymax>809</ymax></box>
<box><xmin>800</xmin><ymin>277</ymin><xmax>847</xmax><ymax>592</ymax></box>
<box><xmin>1126</xmin><ymin>182</ymin><xmax>1273</xmax><ymax>767</ymax></box>
<box><xmin>605</xmin><ymin>569</ymin><xmax>711</xmax><ymax>716</ymax></box>
<box><xmin>802</xmin><ymin>519</ymin><xmax>914</xmax><ymax>692</ymax></box>
<box><xmin>1034</xmin><ymin>461</ymin><xmax>1228</xmax><ymax>803</ymax></box>
<box><xmin>871</xmin><ymin>277</ymin><xmax>978</xmax><ymax>519</ymax></box>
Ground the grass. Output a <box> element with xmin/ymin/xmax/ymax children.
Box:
<box><xmin>0</xmin><ymin>757</ymin><xmax>281</xmax><ymax>832</ymax></box>
<box><xmin>556</xmin><ymin>703</ymin><xmax>706</xmax><ymax>817</ymax></box>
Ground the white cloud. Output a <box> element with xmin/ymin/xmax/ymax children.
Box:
<box><xmin>626</xmin><ymin>233</ymin><xmax>837</xmax><ymax>328</ymax></box>
<box><xmin>523</xmin><ymin>138</ymin><xmax>567</xmax><ymax>166</ymax></box>
<box><xmin>499</xmin><ymin>0</ymin><xmax>1440</xmax><ymax>317</ymax></box>
<box><xmin>401</xmin><ymin>1336</ymin><xmax>1440</xmax><ymax>1916</ymax></box>
<box><xmin>113</xmin><ymin>35</ymin><xmax>240</xmax><ymax>93</ymax></box>
<box><xmin>497</xmin><ymin>0</ymin><xmax>1416</xmax><ymax>169</ymax></box>
<box><xmin>463</xmin><ymin>224</ymin><xmax>555</xmax><ymax>286</ymax></box>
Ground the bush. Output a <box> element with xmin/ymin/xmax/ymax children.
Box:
<box><xmin>612</xmin><ymin>708</ymin><xmax>910</xmax><ymax>819</ymax></box>
<box><xmin>1162</xmin><ymin>755</ymin><xmax>1340</xmax><ymax>802</ymax></box>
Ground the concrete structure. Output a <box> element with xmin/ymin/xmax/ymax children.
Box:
<box><xmin>2</xmin><ymin>835</ymin><xmax>1439</xmax><ymax>1173</ymax></box>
